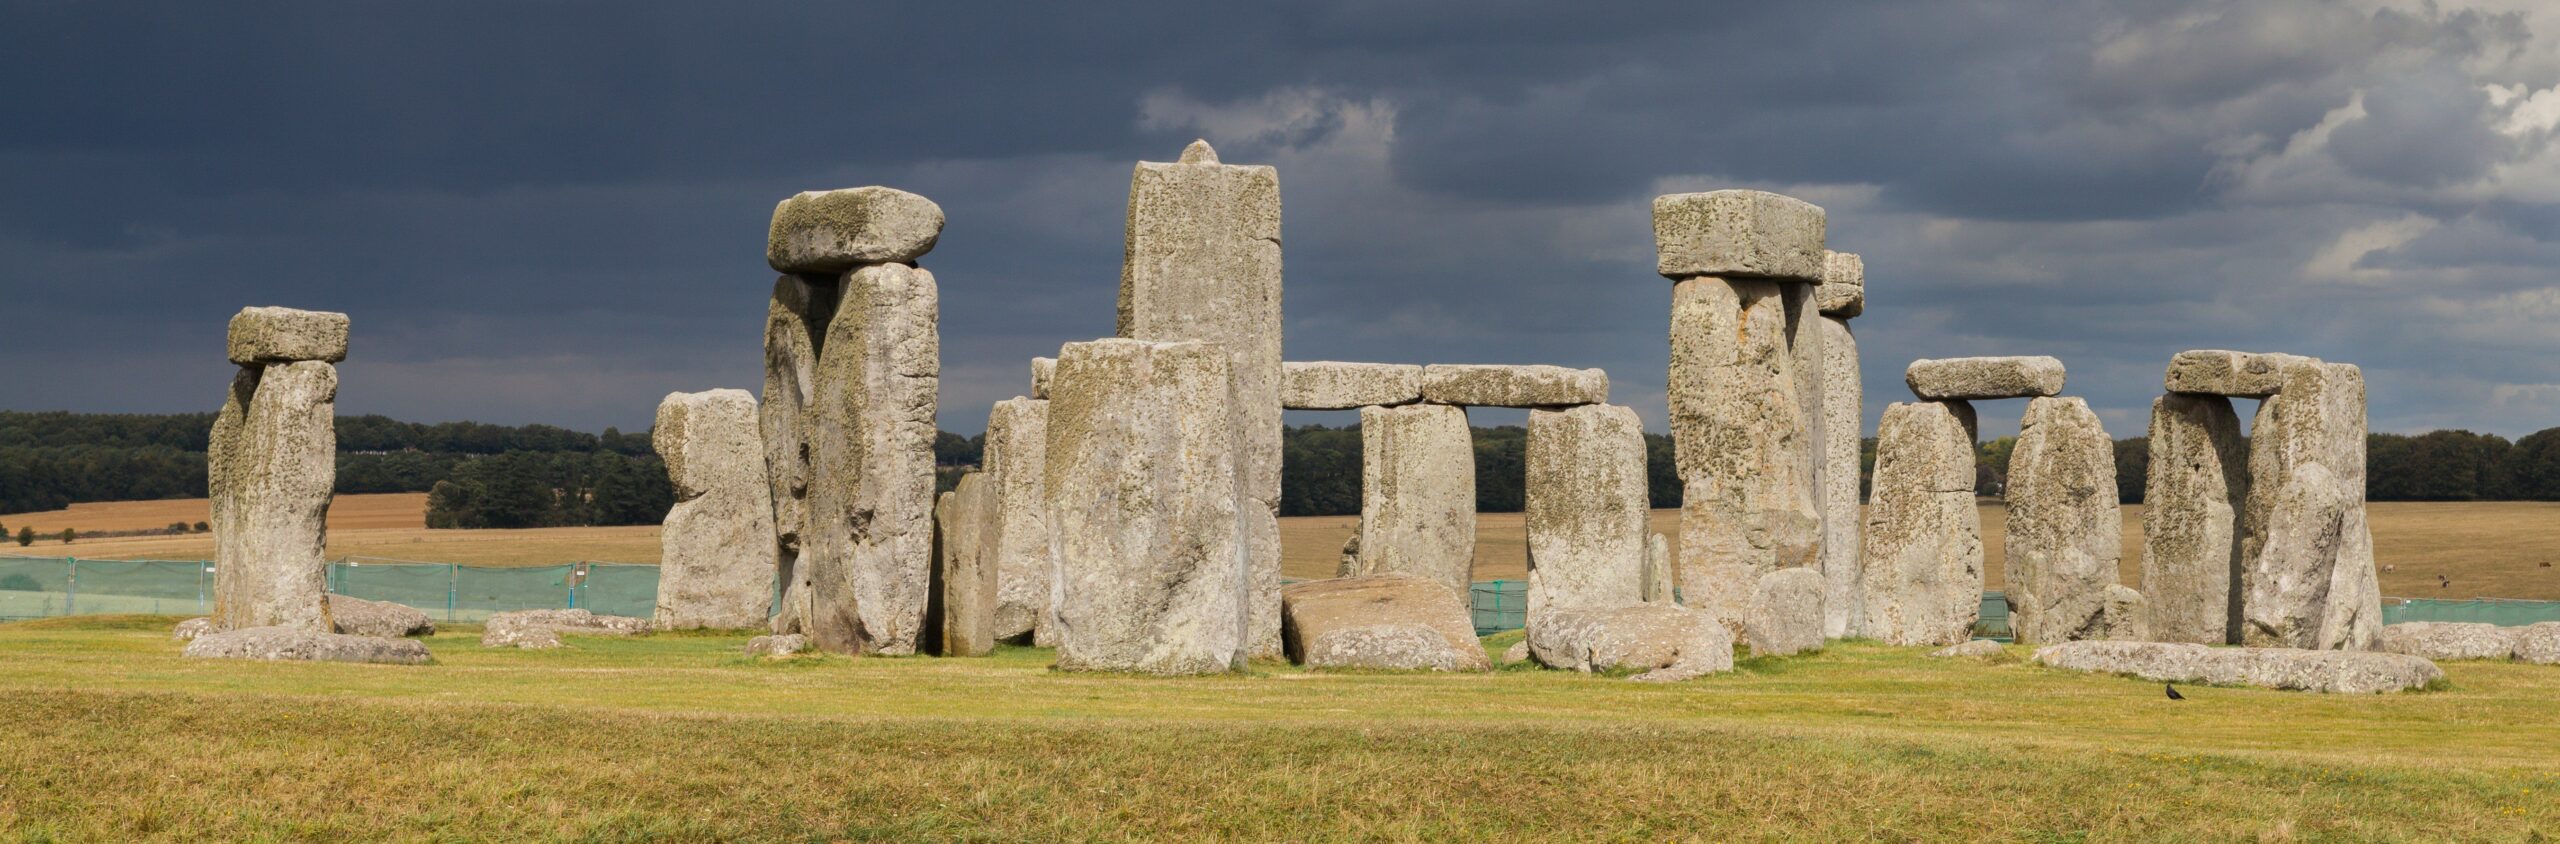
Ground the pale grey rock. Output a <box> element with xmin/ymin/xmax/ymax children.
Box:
<box><xmin>1785</xmin><ymin>283</ymin><xmax>1825</xmax><ymax>585</ymax></box>
<box><xmin>1281</xmin><ymin>361</ymin><xmax>1423</xmax><ymax>410</ymax></box>
<box><xmin>1815</xmin><ymin>250</ymin><xmax>1864</xmax><ymax>318</ymax></box>
<box><xmin>1045</xmin><ymin>339</ymin><xmax>1247</xmax><ymax>675</ymax></box>
<box><xmin>1525</xmin><ymin>404</ymin><xmax>1649</xmax><ymax>621</ymax></box>
<box><xmin>2032</xmin><ymin>640</ymin><xmax>2441</xmax><ymax>694</ymax></box>
<box><xmin>2092</xmin><ymin>585</ymin><xmax>2150</xmax><ymax>641</ymax></box>
<box><xmin>1336</xmin><ymin>529</ymin><xmax>1365</xmax><ymax>578</ymax></box>
<box><xmin>935</xmin><ymin>473</ymin><xmax>998</xmax><ymax>657</ymax></box>
<box><xmin>2163</xmin><ymin>350</ymin><xmax>2312</xmax><ymax>398</ymax></box>
<box><xmin>744</xmin><ymin>633</ymin><xmax>811</xmax><ymax>657</ymax></box>
<box><xmin>226</xmin><ymin>307</ymin><xmax>349</xmax><ymax>365</ymax></box>
<box><xmin>2003</xmin><ymin>397</ymin><xmax>2124</xmax><ymax>645</ymax></box>
<box><xmin>1859</xmin><ymin>401</ymin><xmax>1983</xmax><ymax>647</ymax></box>
<box><xmin>1360</xmin><ymin>403</ymin><xmax>1477</xmax><ymax>603</ymax></box>
<box><xmin>1904</xmin><ymin>356</ymin><xmax>2066</xmax><ymax>401</ymax></box>
<box><xmin>1818</xmin><ymin>316</ymin><xmax>1863</xmax><ymax>638</ymax></box>
<box><xmin>1746</xmin><ymin>567</ymin><xmax>1826</xmax><ymax>657</ymax></box>
<box><xmin>1030</xmin><ymin>357</ymin><xmax>1055</xmax><ymax>399</ymax></box>
<box><xmin>765</xmin><ymin>186</ymin><xmax>944</xmax><ymax>273</ymax></box>
<box><xmin>328</xmin><ymin>595</ymin><xmax>434</xmax><ymax>638</ymax></box>
<box><xmin>653</xmin><ymin>389</ymin><xmax>779</xmax><ymax>630</ymax></box>
<box><xmin>483</xmin><ymin>609</ymin><xmax>651</xmax><ymax>647</ymax></box>
<box><xmin>2141</xmin><ymin>394</ymin><xmax>2249</xmax><ymax>644</ymax></box>
<box><xmin>1642</xmin><ymin>533</ymin><xmax>1675</xmax><ymax>604</ymax></box>
<box><xmin>1929</xmin><ymin>640</ymin><xmax>2006</xmax><ymax>659</ymax></box>
<box><xmin>1418</xmin><ymin>364</ymin><xmax>1608</xmax><ymax>407</ymax></box>
<box><xmin>2514</xmin><ymin>623</ymin><xmax>2560</xmax><ymax>665</ymax></box>
<box><xmin>1528</xmin><ymin>604</ymin><xmax>1737</xmax><ymax>682</ymax></box>
<box><xmin>210</xmin><ymin>360</ymin><xmax>337</xmax><ymax>633</ymax></box>
<box><xmin>1502</xmin><ymin>639</ymin><xmax>1531</xmax><ymax>665</ymax></box>
<box><xmin>481</xmin><ymin>625</ymin><xmax>561</xmax><ymax>650</ymax></box>
<box><xmin>2242</xmin><ymin>361</ymin><xmax>2382</xmax><ymax>651</ymax></box>
<box><xmin>1669</xmin><ymin>276</ymin><xmax>1819</xmax><ymax>635</ymax></box>
<box><xmin>1651</xmin><ymin>190</ymin><xmax>1828</xmax><ymax>281</ymax></box>
<box><xmin>984</xmin><ymin>398</ymin><xmax>1053</xmax><ymax>644</ymax></box>
<box><xmin>185</xmin><ymin>625</ymin><xmax>432</xmax><ymax>665</ymax></box>
<box><xmin>797</xmin><ymin>262</ymin><xmax>939</xmax><ymax>656</ymax></box>
<box><xmin>759</xmin><ymin>274</ymin><xmax>832</xmax><ymax>637</ymax></box>
<box><xmin>1280</xmin><ymin>575</ymin><xmax>1490</xmax><ymax>672</ymax></box>
<box><xmin>1118</xmin><ymin>141</ymin><xmax>1284</xmax><ymax>660</ymax></box>
<box><xmin>2379</xmin><ymin>622</ymin><xmax>2518</xmax><ymax>661</ymax></box>
<box><xmin>172</xmin><ymin>617</ymin><xmax>213</xmax><ymax>641</ymax></box>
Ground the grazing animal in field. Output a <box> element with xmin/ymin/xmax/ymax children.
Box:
<box><xmin>2165</xmin><ymin>683</ymin><xmax>2185</xmax><ymax>701</ymax></box>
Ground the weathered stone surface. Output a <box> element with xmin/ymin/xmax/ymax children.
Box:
<box><xmin>2515</xmin><ymin>623</ymin><xmax>2560</xmax><ymax>665</ymax></box>
<box><xmin>173</xmin><ymin>617</ymin><xmax>213</xmax><ymax>641</ymax></box>
<box><xmin>210</xmin><ymin>360</ymin><xmax>337</xmax><ymax>633</ymax></box>
<box><xmin>1281</xmin><ymin>361</ymin><xmax>1423</xmax><ymax>410</ymax></box>
<box><xmin>1818</xmin><ymin>316</ymin><xmax>1863</xmax><ymax>638</ymax></box>
<box><xmin>1528</xmin><ymin>604</ymin><xmax>1737</xmax><ymax>682</ymax></box>
<box><xmin>1929</xmin><ymin>640</ymin><xmax>2006</xmax><ymax>659</ymax></box>
<box><xmin>1418</xmin><ymin>364</ymin><xmax>1608</xmax><ymax>407</ymax></box>
<box><xmin>2004</xmin><ymin>397</ymin><xmax>2124</xmax><ymax>645</ymax></box>
<box><xmin>226</xmin><ymin>306</ymin><xmax>349</xmax><ymax>365</ymax></box>
<box><xmin>2163</xmin><ymin>350</ymin><xmax>2311</xmax><ymax>398</ymax></box>
<box><xmin>1859</xmin><ymin>401</ymin><xmax>1983</xmax><ymax>647</ymax></box>
<box><xmin>2379</xmin><ymin>622</ymin><xmax>2518</xmax><ymax>661</ymax></box>
<box><xmin>2242</xmin><ymin>361</ymin><xmax>2382</xmax><ymax>651</ymax></box>
<box><xmin>185</xmin><ymin>625</ymin><xmax>432</xmax><ymax>664</ymax></box>
<box><xmin>1336</xmin><ymin>530</ymin><xmax>1364</xmax><ymax>578</ymax></box>
<box><xmin>328</xmin><ymin>595</ymin><xmax>434</xmax><ymax>638</ymax></box>
<box><xmin>797</xmin><ymin>262</ymin><xmax>939</xmax><ymax>656</ymax></box>
<box><xmin>1046</xmin><ymin>339</ymin><xmax>1247</xmax><ymax>675</ymax></box>
<box><xmin>1525</xmin><ymin>404</ymin><xmax>1648</xmax><ymax>620</ymax></box>
<box><xmin>2141</xmin><ymin>394</ymin><xmax>2249</xmax><ymax>644</ymax></box>
<box><xmin>1642</xmin><ymin>533</ymin><xmax>1674</xmax><ymax>604</ymax></box>
<box><xmin>1651</xmin><ymin>190</ymin><xmax>1827</xmax><ymax>281</ymax></box>
<box><xmin>1904</xmin><ymin>356</ymin><xmax>2065</xmax><ymax>400</ymax></box>
<box><xmin>1119</xmin><ymin>141</ymin><xmax>1283</xmax><ymax>659</ymax></box>
<box><xmin>760</xmin><ymin>274</ymin><xmax>833</xmax><ymax>637</ymax></box>
<box><xmin>1280</xmin><ymin>575</ymin><xmax>1490</xmax><ymax>672</ymax></box>
<box><xmin>654</xmin><ymin>389</ymin><xmax>779</xmax><ymax>630</ymax></box>
<box><xmin>483</xmin><ymin>609</ymin><xmax>651</xmax><ymax>646</ymax></box>
<box><xmin>2032</xmin><ymin>640</ymin><xmax>2442</xmax><ymax>694</ymax></box>
<box><xmin>766</xmin><ymin>186</ymin><xmax>944</xmax><ymax>273</ymax></box>
<box><xmin>1815</xmin><ymin>250</ymin><xmax>1864</xmax><ymax>318</ymax></box>
<box><xmin>1030</xmin><ymin>357</ymin><xmax>1055</xmax><ymax>399</ymax></box>
<box><xmin>935</xmin><ymin>473</ymin><xmax>998</xmax><ymax>657</ymax></box>
<box><xmin>1669</xmin><ymin>277</ymin><xmax>1819</xmax><ymax>634</ymax></box>
<box><xmin>1361</xmin><ymin>403</ymin><xmax>1477</xmax><ymax>603</ymax></box>
<box><xmin>2093</xmin><ymin>585</ymin><xmax>2150</xmax><ymax>641</ymax></box>
<box><xmin>744</xmin><ymin>633</ymin><xmax>811</xmax><ymax>658</ymax></box>
<box><xmin>1502</xmin><ymin>639</ymin><xmax>1532</xmax><ymax>665</ymax></box>
<box><xmin>1784</xmin><ymin>282</ymin><xmax>1824</xmax><ymax>589</ymax></box>
<box><xmin>482</xmin><ymin>626</ymin><xmax>561</xmax><ymax>649</ymax></box>
<box><xmin>984</xmin><ymin>398</ymin><xmax>1053</xmax><ymax>644</ymax></box>
<box><xmin>1746</xmin><ymin>568</ymin><xmax>1826</xmax><ymax>657</ymax></box>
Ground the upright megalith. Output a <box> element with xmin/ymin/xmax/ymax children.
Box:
<box><xmin>1816</xmin><ymin>251</ymin><xmax>1865</xmax><ymax>638</ymax></box>
<box><xmin>1859</xmin><ymin>400</ymin><xmax>1983</xmax><ymax>646</ymax></box>
<box><xmin>653</xmin><ymin>389</ymin><xmax>779</xmax><ymax>630</ymax></box>
<box><xmin>1046</xmin><ymin>338</ymin><xmax>1247</xmax><ymax>675</ymax></box>
<box><xmin>1119</xmin><ymin>140</ymin><xmax>1284</xmax><ymax>659</ymax></box>
<box><xmin>1747</xmin><ymin>567</ymin><xmax>1826</xmax><ymax>657</ymax></box>
<box><xmin>984</xmin><ymin>397</ymin><xmax>1053</xmax><ymax>644</ymax></box>
<box><xmin>1642</xmin><ymin>533</ymin><xmax>1674</xmax><ymax>604</ymax></box>
<box><xmin>2142</xmin><ymin>393</ymin><xmax>2248</xmax><ymax>644</ymax></box>
<box><xmin>2242</xmin><ymin>360</ymin><xmax>2381</xmax><ymax>651</ymax></box>
<box><xmin>209</xmin><ymin>307</ymin><xmax>344</xmax><ymax>634</ymax></box>
<box><xmin>763</xmin><ymin>187</ymin><xmax>942</xmax><ymax>656</ymax></box>
<box><xmin>1524</xmin><ymin>404</ymin><xmax>1649</xmax><ymax>619</ymax></box>
<box><xmin>1360</xmin><ymin>403</ymin><xmax>1477</xmax><ymax>603</ymax></box>
<box><xmin>935</xmin><ymin>472</ymin><xmax>997</xmax><ymax>657</ymax></box>
<box><xmin>2003</xmin><ymin>397</ymin><xmax>2124</xmax><ymax>645</ymax></box>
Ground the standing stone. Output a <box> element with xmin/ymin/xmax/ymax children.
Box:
<box><xmin>1336</xmin><ymin>530</ymin><xmax>1364</xmax><ymax>578</ymax></box>
<box><xmin>984</xmin><ymin>398</ymin><xmax>1053</xmax><ymax>644</ymax></box>
<box><xmin>1046</xmin><ymin>339</ymin><xmax>1247</xmax><ymax>675</ymax></box>
<box><xmin>1668</xmin><ymin>276</ymin><xmax>1818</xmax><ymax>631</ymax></box>
<box><xmin>1747</xmin><ymin>567</ymin><xmax>1826</xmax><ymax>657</ymax></box>
<box><xmin>935</xmin><ymin>473</ymin><xmax>997</xmax><ymax>656</ymax></box>
<box><xmin>2092</xmin><ymin>585</ymin><xmax>2150</xmax><ymax>641</ymax></box>
<box><xmin>799</xmin><ymin>262</ymin><xmax>939</xmax><ymax>656</ymax></box>
<box><xmin>1816</xmin><ymin>257</ymin><xmax>1864</xmax><ymax>638</ymax></box>
<box><xmin>1030</xmin><ymin>357</ymin><xmax>1056</xmax><ymax>399</ymax></box>
<box><xmin>1859</xmin><ymin>401</ymin><xmax>1982</xmax><ymax>646</ymax></box>
<box><xmin>210</xmin><ymin>357</ymin><xmax>338</xmax><ymax>632</ymax></box>
<box><xmin>653</xmin><ymin>389</ymin><xmax>779</xmax><ymax>630</ymax></box>
<box><xmin>760</xmin><ymin>274</ymin><xmax>834</xmax><ymax>635</ymax></box>
<box><xmin>1642</xmin><ymin>533</ymin><xmax>1674</xmax><ymax>604</ymax></box>
<box><xmin>2242</xmin><ymin>361</ymin><xmax>2382</xmax><ymax>650</ymax></box>
<box><xmin>1524</xmin><ymin>404</ymin><xmax>1648</xmax><ymax>620</ymax></box>
<box><xmin>1119</xmin><ymin>140</ymin><xmax>1284</xmax><ymax>659</ymax></box>
<box><xmin>2142</xmin><ymin>393</ymin><xmax>2248</xmax><ymax>644</ymax></box>
<box><xmin>2004</xmin><ymin>397</ymin><xmax>2124</xmax><ymax>645</ymax></box>
<box><xmin>1360</xmin><ymin>404</ymin><xmax>1476</xmax><ymax>604</ymax></box>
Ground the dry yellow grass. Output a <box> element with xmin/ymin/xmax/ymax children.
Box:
<box><xmin>0</xmin><ymin>492</ymin><xmax>427</xmax><ymax>534</ymax></box>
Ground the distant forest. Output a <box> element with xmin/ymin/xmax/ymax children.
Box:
<box><xmin>3</xmin><ymin>411</ymin><xmax>2557</xmax><ymax>524</ymax></box>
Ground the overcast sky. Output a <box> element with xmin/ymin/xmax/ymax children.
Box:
<box><xmin>6</xmin><ymin>1</ymin><xmax>2558</xmax><ymax>440</ymax></box>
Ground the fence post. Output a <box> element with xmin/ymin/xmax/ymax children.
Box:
<box><xmin>448</xmin><ymin>563</ymin><xmax>458</xmax><ymax>623</ymax></box>
<box><xmin>63</xmin><ymin>558</ymin><xmax>76</xmax><ymax>617</ymax></box>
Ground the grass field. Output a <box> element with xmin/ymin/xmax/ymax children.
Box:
<box><xmin>0</xmin><ymin>615</ymin><xmax>2554</xmax><ymax>841</ymax></box>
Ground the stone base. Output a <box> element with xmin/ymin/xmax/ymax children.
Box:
<box><xmin>329</xmin><ymin>595</ymin><xmax>436</xmax><ymax>638</ymax></box>
<box><xmin>183</xmin><ymin>626</ymin><xmax>432</xmax><ymax>665</ymax></box>
<box><xmin>2032</xmin><ymin>640</ymin><xmax>2441</xmax><ymax>694</ymax></box>
<box><xmin>1528</xmin><ymin>604</ymin><xmax>1736</xmax><ymax>682</ymax></box>
<box><xmin>1281</xmin><ymin>575</ymin><xmax>1489</xmax><ymax>672</ymax></box>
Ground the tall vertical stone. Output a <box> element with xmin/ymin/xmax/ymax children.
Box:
<box><xmin>1045</xmin><ymin>339</ymin><xmax>1247</xmax><ymax>675</ymax></box>
<box><xmin>935</xmin><ymin>472</ymin><xmax>997</xmax><ymax>656</ymax></box>
<box><xmin>1524</xmin><ymin>404</ymin><xmax>1648</xmax><ymax>620</ymax></box>
<box><xmin>800</xmin><ymin>262</ymin><xmax>940</xmax><ymax>656</ymax></box>
<box><xmin>760</xmin><ymin>274</ymin><xmax>833</xmax><ymax>635</ymax></box>
<box><xmin>2242</xmin><ymin>361</ymin><xmax>2381</xmax><ymax>650</ymax></box>
<box><xmin>1119</xmin><ymin>140</ymin><xmax>1284</xmax><ymax>659</ymax></box>
<box><xmin>1859</xmin><ymin>400</ymin><xmax>1982</xmax><ymax>646</ymax></box>
<box><xmin>2003</xmin><ymin>397</ymin><xmax>2123</xmax><ymax>645</ymax></box>
<box><xmin>1816</xmin><ymin>251</ymin><xmax>1864</xmax><ymax>638</ymax></box>
<box><xmin>210</xmin><ymin>357</ymin><xmax>339</xmax><ymax>632</ymax></box>
<box><xmin>2141</xmin><ymin>394</ymin><xmax>2247</xmax><ymax>644</ymax></box>
<box><xmin>984</xmin><ymin>397</ymin><xmax>1053</xmax><ymax>644</ymax></box>
<box><xmin>1642</xmin><ymin>533</ymin><xmax>1674</xmax><ymax>604</ymax></box>
<box><xmin>1360</xmin><ymin>403</ymin><xmax>1476</xmax><ymax>603</ymax></box>
<box><xmin>653</xmin><ymin>389</ymin><xmax>779</xmax><ymax>630</ymax></box>
<box><xmin>1667</xmin><ymin>276</ymin><xmax>1819</xmax><ymax>629</ymax></box>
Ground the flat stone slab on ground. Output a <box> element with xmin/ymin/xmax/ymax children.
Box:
<box><xmin>172</xmin><ymin>617</ymin><xmax>213</xmax><ymax>640</ymax></box>
<box><xmin>766</xmin><ymin>186</ymin><xmax>944</xmax><ymax>273</ymax></box>
<box><xmin>1905</xmin><ymin>356</ymin><xmax>2065</xmax><ymax>400</ymax></box>
<box><xmin>744</xmin><ymin>633</ymin><xmax>812</xmax><ymax>657</ymax></box>
<box><xmin>2515</xmin><ymin>623</ymin><xmax>2560</xmax><ymax>665</ymax></box>
<box><xmin>227</xmin><ymin>306</ymin><xmax>350</xmax><ymax>365</ymax></box>
<box><xmin>1420</xmin><ymin>364</ymin><xmax>1607</xmax><ymax>407</ymax></box>
<box><xmin>1528</xmin><ymin>603</ymin><xmax>1736</xmax><ymax>682</ymax></box>
<box><xmin>482</xmin><ymin>609</ymin><xmax>651</xmax><ymax>649</ymax></box>
<box><xmin>1929</xmin><ymin>640</ymin><xmax>2006</xmax><ymax>659</ymax></box>
<box><xmin>2379</xmin><ymin>622</ymin><xmax>2519</xmax><ymax>661</ymax></box>
<box><xmin>184</xmin><ymin>625</ymin><xmax>432</xmax><ymax>665</ymax></box>
<box><xmin>1651</xmin><ymin>190</ymin><xmax>1828</xmax><ymax>281</ymax></box>
<box><xmin>1280</xmin><ymin>575</ymin><xmax>1490</xmax><ymax>672</ymax></box>
<box><xmin>1746</xmin><ymin>567</ymin><xmax>1826</xmax><ymax>657</ymax></box>
<box><xmin>2031</xmin><ymin>640</ymin><xmax>2442</xmax><ymax>694</ymax></box>
<box><xmin>482</xmin><ymin>626</ymin><xmax>562</xmax><ymax>649</ymax></box>
<box><xmin>1282</xmin><ymin>361</ymin><xmax>1423</xmax><ymax>409</ymax></box>
<box><xmin>2163</xmin><ymin>350</ymin><xmax>2311</xmax><ymax>397</ymax></box>
<box><xmin>329</xmin><ymin>595</ymin><xmax>435</xmax><ymax>638</ymax></box>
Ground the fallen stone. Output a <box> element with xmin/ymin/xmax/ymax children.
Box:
<box><xmin>2242</xmin><ymin>361</ymin><xmax>2381</xmax><ymax>651</ymax></box>
<box><xmin>984</xmin><ymin>398</ymin><xmax>1053</xmax><ymax>643</ymax></box>
<box><xmin>654</xmin><ymin>389</ymin><xmax>779</xmax><ymax>630</ymax></box>
<box><xmin>744</xmin><ymin>633</ymin><xmax>811</xmax><ymax>658</ymax></box>
<box><xmin>2379</xmin><ymin>622</ymin><xmax>2518</xmax><ymax>661</ymax></box>
<box><xmin>1030</xmin><ymin>357</ymin><xmax>1055</xmax><ymax>399</ymax></box>
<box><xmin>1528</xmin><ymin>604</ymin><xmax>1737</xmax><ymax>682</ymax></box>
<box><xmin>1642</xmin><ymin>533</ymin><xmax>1674</xmax><ymax>604</ymax></box>
<box><xmin>328</xmin><ymin>595</ymin><xmax>435</xmax><ymax>638</ymax></box>
<box><xmin>1929</xmin><ymin>640</ymin><xmax>2006</xmax><ymax>659</ymax></box>
<box><xmin>935</xmin><ymin>473</ymin><xmax>998</xmax><ymax>657</ymax></box>
<box><xmin>1815</xmin><ymin>250</ymin><xmax>1864</xmax><ymax>318</ymax></box>
<box><xmin>1746</xmin><ymin>567</ymin><xmax>1826</xmax><ymax>657</ymax></box>
<box><xmin>2032</xmin><ymin>640</ymin><xmax>2441</xmax><ymax>694</ymax></box>
<box><xmin>1818</xmin><ymin>315</ymin><xmax>1862</xmax><ymax>638</ymax></box>
<box><xmin>766</xmin><ymin>186</ymin><xmax>944</xmax><ymax>273</ymax></box>
<box><xmin>1904</xmin><ymin>356</ymin><xmax>2065</xmax><ymax>400</ymax></box>
<box><xmin>1418</xmin><ymin>364</ymin><xmax>1608</xmax><ymax>407</ymax></box>
<box><xmin>172</xmin><ymin>617</ymin><xmax>212</xmax><ymax>641</ymax></box>
<box><xmin>1280</xmin><ymin>575</ymin><xmax>1491</xmax><ymax>672</ymax></box>
<box><xmin>1669</xmin><ymin>276</ymin><xmax>1818</xmax><ymax>634</ymax></box>
<box><xmin>185</xmin><ymin>625</ymin><xmax>432</xmax><ymax>665</ymax></box>
<box><xmin>1524</xmin><ymin>404</ymin><xmax>1648</xmax><ymax>620</ymax></box>
<box><xmin>2514</xmin><ymin>623</ymin><xmax>2560</xmax><ymax>665</ymax></box>
<box><xmin>482</xmin><ymin>626</ymin><xmax>561</xmax><ymax>650</ymax></box>
<box><xmin>759</xmin><ymin>274</ymin><xmax>832</xmax><ymax>637</ymax></box>
<box><xmin>2003</xmin><ymin>397</ymin><xmax>2123</xmax><ymax>645</ymax></box>
<box><xmin>1502</xmin><ymin>639</ymin><xmax>1531</xmax><ymax>665</ymax></box>
<box><xmin>1281</xmin><ymin>361</ymin><xmax>1423</xmax><ymax>410</ymax></box>
<box><xmin>1859</xmin><ymin>400</ymin><xmax>1983</xmax><ymax>647</ymax></box>
<box><xmin>799</xmin><ymin>262</ymin><xmax>939</xmax><ymax>656</ymax></box>
<box><xmin>2140</xmin><ymin>393</ymin><xmax>2249</xmax><ymax>644</ymax></box>
<box><xmin>1651</xmin><ymin>190</ymin><xmax>1828</xmax><ymax>281</ymax></box>
<box><xmin>210</xmin><ymin>359</ymin><xmax>337</xmax><ymax>633</ymax></box>
<box><xmin>2163</xmin><ymin>350</ymin><xmax>2311</xmax><ymax>398</ymax></box>
<box><xmin>482</xmin><ymin>608</ymin><xmax>651</xmax><ymax>650</ymax></box>
<box><xmin>1361</xmin><ymin>403</ymin><xmax>1477</xmax><ymax>603</ymax></box>
<box><xmin>226</xmin><ymin>306</ymin><xmax>350</xmax><ymax>365</ymax></box>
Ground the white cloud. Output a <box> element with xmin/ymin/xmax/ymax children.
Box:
<box><xmin>2301</xmin><ymin>212</ymin><xmax>2440</xmax><ymax>282</ymax></box>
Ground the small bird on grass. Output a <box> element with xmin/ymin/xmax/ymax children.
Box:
<box><xmin>2165</xmin><ymin>683</ymin><xmax>2186</xmax><ymax>701</ymax></box>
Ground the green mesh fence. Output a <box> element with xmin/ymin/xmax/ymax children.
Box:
<box><xmin>2383</xmin><ymin>598</ymin><xmax>2560</xmax><ymax>626</ymax></box>
<box><xmin>1470</xmin><ymin>580</ymin><xmax>1524</xmax><ymax>635</ymax></box>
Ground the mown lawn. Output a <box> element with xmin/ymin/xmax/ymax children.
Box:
<box><xmin>1</xmin><ymin>615</ymin><xmax>2554</xmax><ymax>842</ymax></box>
